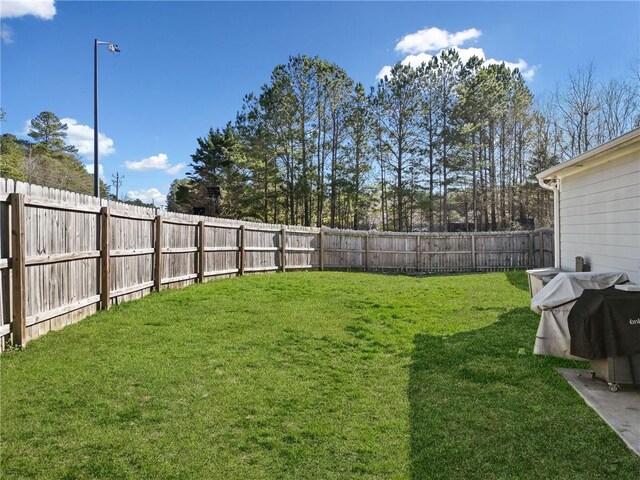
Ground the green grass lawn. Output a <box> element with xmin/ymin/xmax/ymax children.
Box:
<box><xmin>1</xmin><ymin>271</ymin><xmax>639</xmax><ymax>479</ymax></box>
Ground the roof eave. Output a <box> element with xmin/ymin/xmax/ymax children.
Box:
<box><xmin>536</xmin><ymin>127</ymin><xmax>640</xmax><ymax>181</ymax></box>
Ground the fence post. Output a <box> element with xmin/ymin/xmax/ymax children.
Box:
<box><xmin>364</xmin><ymin>233</ymin><xmax>369</xmax><ymax>271</ymax></box>
<box><xmin>154</xmin><ymin>215</ymin><xmax>163</xmax><ymax>291</ymax></box>
<box><xmin>319</xmin><ymin>230</ymin><xmax>324</xmax><ymax>271</ymax></box>
<box><xmin>10</xmin><ymin>193</ymin><xmax>26</xmax><ymax>347</ymax></box>
<box><xmin>471</xmin><ymin>233</ymin><xmax>476</xmax><ymax>271</ymax></box>
<box><xmin>424</xmin><ymin>235</ymin><xmax>429</xmax><ymax>271</ymax></box>
<box><xmin>416</xmin><ymin>235</ymin><xmax>420</xmax><ymax>271</ymax></box>
<box><xmin>280</xmin><ymin>227</ymin><xmax>286</xmax><ymax>273</ymax></box>
<box><xmin>528</xmin><ymin>232</ymin><xmax>534</xmax><ymax>268</ymax></box>
<box><xmin>238</xmin><ymin>225</ymin><xmax>245</xmax><ymax>275</ymax></box>
<box><xmin>198</xmin><ymin>220</ymin><xmax>205</xmax><ymax>283</ymax></box>
<box><xmin>539</xmin><ymin>230</ymin><xmax>544</xmax><ymax>268</ymax></box>
<box><xmin>100</xmin><ymin>206</ymin><xmax>110</xmax><ymax>310</ymax></box>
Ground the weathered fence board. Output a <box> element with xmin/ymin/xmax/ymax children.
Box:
<box><xmin>0</xmin><ymin>178</ymin><xmax>554</xmax><ymax>348</ymax></box>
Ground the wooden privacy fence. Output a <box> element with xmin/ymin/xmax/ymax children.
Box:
<box><xmin>0</xmin><ymin>178</ymin><xmax>554</xmax><ymax>347</ymax></box>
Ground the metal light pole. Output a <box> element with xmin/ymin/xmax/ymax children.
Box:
<box><xmin>94</xmin><ymin>39</ymin><xmax>120</xmax><ymax>197</ymax></box>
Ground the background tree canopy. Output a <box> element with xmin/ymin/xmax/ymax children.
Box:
<box><xmin>2</xmin><ymin>55</ymin><xmax>637</xmax><ymax>229</ymax></box>
<box><xmin>172</xmin><ymin>52</ymin><xmax>639</xmax><ymax>231</ymax></box>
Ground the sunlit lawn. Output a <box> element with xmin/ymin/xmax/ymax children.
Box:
<box><xmin>1</xmin><ymin>271</ymin><xmax>638</xmax><ymax>479</ymax></box>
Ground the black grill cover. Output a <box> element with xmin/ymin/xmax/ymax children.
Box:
<box><xmin>568</xmin><ymin>287</ymin><xmax>640</xmax><ymax>359</ymax></box>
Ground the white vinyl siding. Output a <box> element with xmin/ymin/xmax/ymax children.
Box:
<box><xmin>559</xmin><ymin>153</ymin><xmax>640</xmax><ymax>283</ymax></box>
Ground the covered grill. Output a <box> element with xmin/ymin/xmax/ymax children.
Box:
<box><xmin>531</xmin><ymin>272</ymin><xmax>640</xmax><ymax>391</ymax></box>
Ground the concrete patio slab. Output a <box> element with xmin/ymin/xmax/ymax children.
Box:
<box><xmin>558</xmin><ymin>368</ymin><xmax>640</xmax><ymax>456</ymax></box>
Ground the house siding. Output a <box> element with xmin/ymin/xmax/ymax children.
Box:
<box><xmin>559</xmin><ymin>153</ymin><xmax>640</xmax><ymax>283</ymax></box>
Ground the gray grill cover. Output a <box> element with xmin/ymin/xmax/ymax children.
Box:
<box><xmin>531</xmin><ymin>272</ymin><xmax>629</xmax><ymax>359</ymax></box>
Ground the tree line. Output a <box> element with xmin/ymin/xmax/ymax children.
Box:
<box><xmin>2</xmin><ymin>54</ymin><xmax>637</xmax><ymax>229</ymax></box>
<box><xmin>170</xmin><ymin>52</ymin><xmax>638</xmax><ymax>231</ymax></box>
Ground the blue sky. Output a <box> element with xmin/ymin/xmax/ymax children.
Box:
<box><xmin>1</xmin><ymin>1</ymin><xmax>638</xmax><ymax>206</ymax></box>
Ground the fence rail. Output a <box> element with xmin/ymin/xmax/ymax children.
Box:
<box><xmin>0</xmin><ymin>178</ymin><xmax>554</xmax><ymax>348</ymax></box>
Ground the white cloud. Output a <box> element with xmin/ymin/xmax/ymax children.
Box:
<box><xmin>395</xmin><ymin>27</ymin><xmax>481</xmax><ymax>54</ymax></box>
<box><xmin>84</xmin><ymin>163</ymin><xmax>105</xmax><ymax>179</ymax></box>
<box><xmin>0</xmin><ymin>0</ymin><xmax>56</xmax><ymax>19</ymax></box>
<box><xmin>126</xmin><ymin>188</ymin><xmax>166</xmax><ymax>206</ymax></box>
<box><xmin>125</xmin><ymin>153</ymin><xmax>170</xmax><ymax>171</ymax></box>
<box><xmin>19</xmin><ymin>119</ymin><xmax>31</xmax><ymax>135</ymax></box>
<box><xmin>125</xmin><ymin>153</ymin><xmax>185</xmax><ymax>175</ymax></box>
<box><xmin>378</xmin><ymin>26</ymin><xmax>537</xmax><ymax>82</ymax></box>
<box><xmin>376</xmin><ymin>65</ymin><xmax>393</xmax><ymax>80</ymax></box>
<box><xmin>486</xmin><ymin>57</ymin><xmax>538</xmax><ymax>81</ymax></box>
<box><xmin>377</xmin><ymin>46</ymin><xmax>537</xmax><ymax>82</ymax></box>
<box><xmin>1</xmin><ymin>23</ymin><xmax>13</xmax><ymax>43</ymax></box>
<box><xmin>166</xmin><ymin>163</ymin><xmax>186</xmax><ymax>175</ymax></box>
<box><xmin>400</xmin><ymin>52</ymin><xmax>433</xmax><ymax>68</ymax></box>
<box><xmin>448</xmin><ymin>47</ymin><xmax>486</xmax><ymax>64</ymax></box>
<box><xmin>60</xmin><ymin>118</ymin><xmax>115</xmax><ymax>158</ymax></box>
<box><xmin>377</xmin><ymin>52</ymin><xmax>439</xmax><ymax>80</ymax></box>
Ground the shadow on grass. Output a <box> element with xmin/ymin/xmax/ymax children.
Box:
<box><xmin>408</xmin><ymin>306</ymin><xmax>640</xmax><ymax>480</ymax></box>
<box><xmin>505</xmin><ymin>270</ymin><xmax>529</xmax><ymax>291</ymax></box>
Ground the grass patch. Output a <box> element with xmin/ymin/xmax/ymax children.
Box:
<box><xmin>1</xmin><ymin>271</ymin><xmax>638</xmax><ymax>479</ymax></box>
